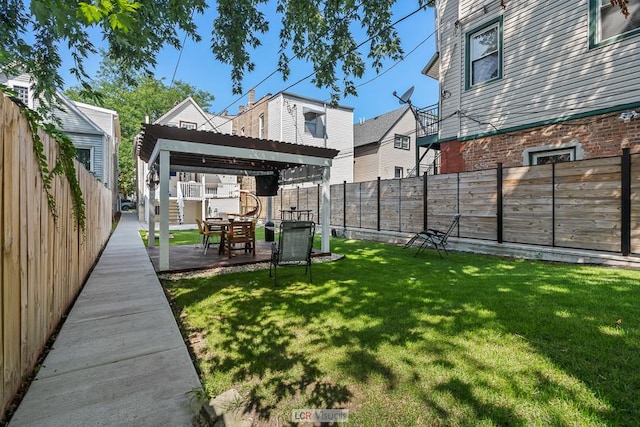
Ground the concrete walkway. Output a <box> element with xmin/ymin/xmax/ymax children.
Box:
<box><xmin>10</xmin><ymin>213</ymin><xmax>202</xmax><ymax>426</ymax></box>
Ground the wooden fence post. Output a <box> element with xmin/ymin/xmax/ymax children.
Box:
<box><xmin>552</xmin><ymin>162</ymin><xmax>556</xmax><ymax>247</ymax></box>
<box><xmin>497</xmin><ymin>163</ymin><xmax>503</xmax><ymax>243</ymax></box>
<box><xmin>622</xmin><ymin>148</ymin><xmax>631</xmax><ymax>256</ymax></box>
<box><xmin>423</xmin><ymin>172</ymin><xmax>428</xmax><ymax>231</ymax></box>
<box><xmin>377</xmin><ymin>177</ymin><xmax>381</xmax><ymax>232</ymax></box>
<box><xmin>343</xmin><ymin>180</ymin><xmax>347</xmax><ymax>230</ymax></box>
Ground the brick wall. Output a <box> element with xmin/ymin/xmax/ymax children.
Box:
<box><xmin>442</xmin><ymin>110</ymin><xmax>640</xmax><ymax>172</ymax></box>
<box><xmin>232</xmin><ymin>92</ymin><xmax>269</xmax><ymax>138</ymax></box>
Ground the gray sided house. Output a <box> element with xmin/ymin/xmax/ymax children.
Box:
<box><xmin>2</xmin><ymin>73</ymin><xmax>120</xmax><ymax>211</ymax></box>
<box><xmin>423</xmin><ymin>0</ymin><xmax>640</xmax><ymax>173</ymax></box>
<box><xmin>56</xmin><ymin>95</ymin><xmax>120</xmax><ymax>193</ymax></box>
<box><xmin>354</xmin><ymin>106</ymin><xmax>435</xmax><ymax>182</ymax></box>
<box><xmin>233</xmin><ymin>90</ymin><xmax>355</xmax><ymax>185</ymax></box>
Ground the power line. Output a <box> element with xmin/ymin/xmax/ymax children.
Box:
<box><xmin>170</xmin><ymin>9</ymin><xmax>196</xmax><ymax>88</ymax></box>
<box><xmin>212</xmin><ymin>2</ymin><xmax>430</xmax><ymax>129</ymax></box>
<box><xmin>355</xmin><ymin>29</ymin><xmax>436</xmax><ymax>90</ymax></box>
<box><xmin>212</xmin><ymin>0</ymin><xmax>369</xmax><ymax>118</ymax></box>
<box><xmin>280</xmin><ymin>3</ymin><xmax>430</xmax><ymax>96</ymax></box>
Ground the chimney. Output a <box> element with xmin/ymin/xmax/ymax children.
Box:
<box><xmin>248</xmin><ymin>89</ymin><xmax>255</xmax><ymax>109</ymax></box>
<box><xmin>239</xmin><ymin>105</ymin><xmax>245</xmax><ymax>113</ymax></box>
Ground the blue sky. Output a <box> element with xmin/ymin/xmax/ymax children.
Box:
<box><xmin>61</xmin><ymin>2</ymin><xmax>439</xmax><ymax>122</ymax></box>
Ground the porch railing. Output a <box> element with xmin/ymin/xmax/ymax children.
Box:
<box><xmin>177</xmin><ymin>181</ymin><xmax>240</xmax><ymax>200</ymax></box>
<box><xmin>415</xmin><ymin>103</ymin><xmax>438</xmax><ymax>138</ymax></box>
<box><xmin>204</xmin><ymin>183</ymin><xmax>240</xmax><ymax>198</ymax></box>
<box><xmin>179</xmin><ymin>181</ymin><xmax>203</xmax><ymax>199</ymax></box>
<box><xmin>176</xmin><ymin>182</ymin><xmax>185</xmax><ymax>224</ymax></box>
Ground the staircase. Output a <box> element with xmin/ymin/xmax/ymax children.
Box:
<box><xmin>169</xmin><ymin>201</ymin><xmax>180</xmax><ymax>224</ymax></box>
<box><xmin>152</xmin><ymin>199</ymin><xmax>181</xmax><ymax>224</ymax></box>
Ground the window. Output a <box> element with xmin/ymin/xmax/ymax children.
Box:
<box><xmin>304</xmin><ymin>115</ymin><xmax>318</xmax><ymax>136</ymax></box>
<box><xmin>394</xmin><ymin>134</ymin><xmax>410</xmax><ymax>150</ymax></box>
<box><xmin>179</xmin><ymin>121</ymin><xmax>197</xmax><ymax>130</ymax></box>
<box><xmin>12</xmin><ymin>85</ymin><xmax>29</xmax><ymax>105</ymax></box>
<box><xmin>590</xmin><ymin>0</ymin><xmax>640</xmax><ymax>47</ymax></box>
<box><xmin>76</xmin><ymin>148</ymin><xmax>92</xmax><ymax>171</ymax></box>
<box><xmin>394</xmin><ymin>167</ymin><xmax>403</xmax><ymax>179</ymax></box>
<box><xmin>529</xmin><ymin>147</ymin><xmax>576</xmax><ymax>165</ymax></box>
<box><xmin>466</xmin><ymin>18</ymin><xmax>503</xmax><ymax>89</ymax></box>
<box><xmin>303</xmin><ymin>109</ymin><xmax>324</xmax><ymax>138</ymax></box>
<box><xmin>258</xmin><ymin>114</ymin><xmax>265</xmax><ymax>139</ymax></box>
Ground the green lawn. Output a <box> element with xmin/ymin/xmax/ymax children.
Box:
<box><xmin>162</xmin><ymin>237</ymin><xmax>640</xmax><ymax>426</ymax></box>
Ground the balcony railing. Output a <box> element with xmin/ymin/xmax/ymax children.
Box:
<box><xmin>415</xmin><ymin>103</ymin><xmax>438</xmax><ymax>138</ymax></box>
<box><xmin>177</xmin><ymin>181</ymin><xmax>240</xmax><ymax>200</ymax></box>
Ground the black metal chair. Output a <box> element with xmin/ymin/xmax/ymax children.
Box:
<box><xmin>404</xmin><ymin>214</ymin><xmax>461</xmax><ymax>257</ymax></box>
<box><xmin>269</xmin><ymin>221</ymin><xmax>315</xmax><ymax>285</ymax></box>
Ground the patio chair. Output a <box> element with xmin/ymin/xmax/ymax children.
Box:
<box><xmin>269</xmin><ymin>221</ymin><xmax>315</xmax><ymax>285</ymax></box>
<box><xmin>223</xmin><ymin>220</ymin><xmax>256</xmax><ymax>259</ymax></box>
<box><xmin>404</xmin><ymin>214</ymin><xmax>461</xmax><ymax>258</ymax></box>
<box><xmin>195</xmin><ymin>218</ymin><xmax>222</xmax><ymax>255</ymax></box>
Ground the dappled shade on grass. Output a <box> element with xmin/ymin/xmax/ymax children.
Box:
<box><xmin>163</xmin><ymin>238</ymin><xmax>640</xmax><ymax>425</ymax></box>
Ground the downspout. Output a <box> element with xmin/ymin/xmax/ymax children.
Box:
<box><xmin>280</xmin><ymin>94</ymin><xmax>284</xmax><ymax>142</ymax></box>
<box><xmin>323</xmin><ymin>103</ymin><xmax>328</xmax><ymax>148</ymax></box>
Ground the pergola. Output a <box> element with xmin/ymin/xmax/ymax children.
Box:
<box><xmin>136</xmin><ymin>123</ymin><xmax>339</xmax><ymax>270</ymax></box>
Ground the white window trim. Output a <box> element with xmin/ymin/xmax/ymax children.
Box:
<box><xmin>465</xmin><ymin>17</ymin><xmax>503</xmax><ymax>90</ymax></box>
<box><xmin>304</xmin><ymin>114</ymin><xmax>320</xmax><ymax>137</ymax></box>
<box><xmin>258</xmin><ymin>114</ymin><xmax>265</xmax><ymax>139</ymax></box>
<box><xmin>179</xmin><ymin>121</ymin><xmax>197</xmax><ymax>130</ymax></box>
<box><xmin>523</xmin><ymin>141</ymin><xmax>584</xmax><ymax>166</ymax></box>
<box><xmin>76</xmin><ymin>146</ymin><xmax>94</xmax><ymax>173</ymax></box>
<box><xmin>394</xmin><ymin>134</ymin><xmax>410</xmax><ymax>150</ymax></box>
<box><xmin>590</xmin><ymin>0</ymin><xmax>640</xmax><ymax>47</ymax></box>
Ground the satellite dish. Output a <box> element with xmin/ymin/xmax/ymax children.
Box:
<box><xmin>393</xmin><ymin>86</ymin><xmax>415</xmax><ymax>105</ymax></box>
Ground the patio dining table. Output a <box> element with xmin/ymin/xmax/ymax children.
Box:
<box><xmin>280</xmin><ymin>209</ymin><xmax>313</xmax><ymax>221</ymax></box>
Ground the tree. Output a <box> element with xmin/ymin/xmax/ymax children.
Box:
<box><xmin>65</xmin><ymin>58</ymin><xmax>215</xmax><ymax>198</ymax></box>
<box><xmin>0</xmin><ymin>1</ymin><xmax>631</xmax><ymax>111</ymax></box>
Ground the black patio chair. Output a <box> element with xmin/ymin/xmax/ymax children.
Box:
<box><xmin>404</xmin><ymin>214</ymin><xmax>461</xmax><ymax>257</ymax></box>
<box><xmin>269</xmin><ymin>221</ymin><xmax>315</xmax><ymax>285</ymax></box>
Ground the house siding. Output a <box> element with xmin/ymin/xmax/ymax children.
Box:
<box><xmin>68</xmin><ymin>133</ymin><xmax>105</xmax><ymax>182</ymax></box>
<box><xmin>354</xmin><ymin>144</ymin><xmax>380</xmax><ymax>182</ymax></box>
<box><xmin>233</xmin><ymin>92</ymin><xmax>269</xmax><ymax>138</ymax></box>
<box><xmin>75</xmin><ymin>104</ymin><xmax>119</xmax><ymax>190</ymax></box>
<box><xmin>377</xmin><ymin>112</ymin><xmax>420</xmax><ymax>179</ymax></box>
<box><xmin>436</xmin><ymin>0</ymin><xmax>640</xmax><ymax>172</ymax></box>
<box><xmin>266</xmin><ymin>93</ymin><xmax>354</xmax><ymax>185</ymax></box>
<box><xmin>354</xmin><ymin>108</ymin><xmax>435</xmax><ymax>181</ymax></box>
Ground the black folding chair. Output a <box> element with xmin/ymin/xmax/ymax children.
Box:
<box><xmin>404</xmin><ymin>214</ymin><xmax>461</xmax><ymax>257</ymax></box>
<box><xmin>269</xmin><ymin>221</ymin><xmax>315</xmax><ymax>285</ymax></box>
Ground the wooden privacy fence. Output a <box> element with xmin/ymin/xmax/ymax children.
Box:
<box><xmin>266</xmin><ymin>149</ymin><xmax>639</xmax><ymax>255</ymax></box>
<box><xmin>1</xmin><ymin>95</ymin><xmax>112</xmax><ymax>417</ymax></box>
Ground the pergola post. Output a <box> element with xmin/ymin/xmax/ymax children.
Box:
<box><xmin>148</xmin><ymin>181</ymin><xmax>155</xmax><ymax>248</ymax></box>
<box><xmin>159</xmin><ymin>150</ymin><xmax>170</xmax><ymax>270</ymax></box>
<box><xmin>321</xmin><ymin>166</ymin><xmax>331</xmax><ymax>253</ymax></box>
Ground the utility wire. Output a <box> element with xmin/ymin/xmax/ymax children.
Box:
<box><xmin>212</xmin><ymin>0</ymin><xmax>369</xmax><ymax>119</ymax></box>
<box><xmin>170</xmin><ymin>9</ymin><xmax>196</xmax><ymax>88</ymax></box>
<box><xmin>280</xmin><ymin>3</ymin><xmax>430</xmax><ymax>96</ymax></box>
<box><xmin>212</xmin><ymin>1</ymin><xmax>430</xmax><ymax>129</ymax></box>
<box><xmin>355</xmin><ymin>29</ymin><xmax>436</xmax><ymax>90</ymax></box>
